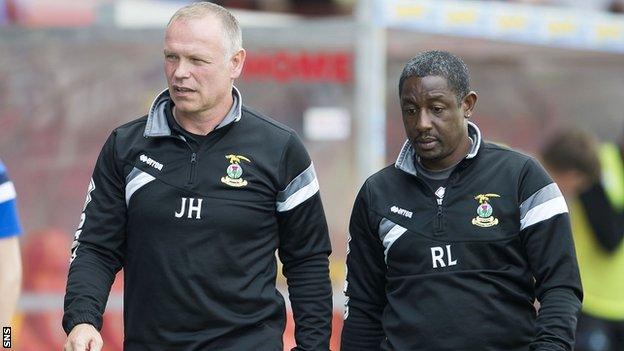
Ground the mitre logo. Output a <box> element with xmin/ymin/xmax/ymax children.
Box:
<box><xmin>391</xmin><ymin>205</ymin><xmax>413</xmax><ymax>219</ymax></box>
<box><xmin>139</xmin><ymin>154</ymin><xmax>163</xmax><ymax>171</ymax></box>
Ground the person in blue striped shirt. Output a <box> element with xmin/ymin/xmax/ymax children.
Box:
<box><xmin>0</xmin><ymin>159</ymin><xmax>22</xmax><ymax>326</ymax></box>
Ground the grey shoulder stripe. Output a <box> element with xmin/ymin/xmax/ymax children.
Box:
<box><xmin>378</xmin><ymin>218</ymin><xmax>396</xmax><ymax>241</ymax></box>
<box><xmin>276</xmin><ymin>163</ymin><xmax>319</xmax><ymax>212</ymax></box>
<box><xmin>519</xmin><ymin>183</ymin><xmax>568</xmax><ymax>230</ymax></box>
<box><xmin>520</xmin><ymin>183</ymin><xmax>563</xmax><ymax>220</ymax></box>
<box><xmin>125</xmin><ymin>167</ymin><xmax>141</xmax><ymax>184</ymax></box>
<box><xmin>379</xmin><ymin>218</ymin><xmax>407</xmax><ymax>263</ymax></box>
<box><xmin>125</xmin><ymin>167</ymin><xmax>155</xmax><ymax>206</ymax></box>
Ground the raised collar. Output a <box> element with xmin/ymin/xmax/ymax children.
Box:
<box><xmin>143</xmin><ymin>85</ymin><xmax>243</xmax><ymax>138</ymax></box>
<box><xmin>394</xmin><ymin>121</ymin><xmax>482</xmax><ymax>177</ymax></box>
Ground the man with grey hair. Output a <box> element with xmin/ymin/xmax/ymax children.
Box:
<box><xmin>341</xmin><ymin>50</ymin><xmax>582</xmax><ymax>350</ymax></box>
<box><xmin>62</xmin><ymin>3</ymin><xmax>332</xmax><ymax>350</ymax></box>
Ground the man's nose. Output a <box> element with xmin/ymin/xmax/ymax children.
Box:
<box><xmin>173</xmin><ymin>60</ymin><xmax>192</xmax><ymax>79</ymax></box>
<box><xmin>416</xmin><ymin>110</ymin><xmax>433</xmax><ymax>132</ymax></box>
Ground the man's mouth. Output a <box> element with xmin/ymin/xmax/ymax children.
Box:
<box><xmin>173</xmin><ymin>85</ymin><xmax>195</xmax><ymax>93</ymax></box>
<box><xmin>415</xmin><ymin>138</ymin><xmax>438</xmax><ymax>150</ymax></box>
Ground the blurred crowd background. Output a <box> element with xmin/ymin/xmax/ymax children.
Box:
<box><xmin>1</xmin><ymin>0</ymin><xmax>623</xmax><ymax>349</ymax></box>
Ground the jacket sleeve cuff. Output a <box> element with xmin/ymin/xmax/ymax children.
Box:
<box><xmin>529</xmin><ymin>342</ymin><xmax>568</xmax><ymax>351</ymax></box>
<box><xmin>62</xmin><ymin>312</ymin><xmax>103</xmax><ymax>335</ymax></box>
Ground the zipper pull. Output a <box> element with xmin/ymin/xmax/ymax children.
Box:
<box><xmin>188</xmin><ymin>152</ymin><xmax>198</xmax><ymax>186</ymax></box>
<box><xmin>435</xmin><ymin>206</ymin><xmax>443</xmax><ymax>234</ymax></box>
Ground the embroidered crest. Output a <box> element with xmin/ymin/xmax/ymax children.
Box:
<box><xmin>221</xmin><ymin>154</ymin><xmax>251</xmax><ymax>187</ymax></box>
<box><xmin>471</xmin><ymin>193</ymin><xmax>500</xmax><ymax>227</ymax></box>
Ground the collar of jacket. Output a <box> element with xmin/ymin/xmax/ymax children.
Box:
<box><xmin>394</xmin><ymin>121</ymin><xmax>483</xmax><ymax>177</ymax></box>
<box><xmin>143</xmin><ymin>85</ymin><xmax>243</xmax><ymax>138</ymax></box>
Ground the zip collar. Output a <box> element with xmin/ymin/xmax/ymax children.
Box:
<box><xmin>395</xmin><ymin>121</ymin><xmax>482</xmax><ymax>177</ymax></box>
<box><xmin>144</xmin><ymin>85</ymin><xmax>243</xmax><ymax>138</ymax></box>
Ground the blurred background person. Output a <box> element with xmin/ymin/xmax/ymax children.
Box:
<box><xmin>541</xmin><ymin>127</ymin><xmax>624</xmax><ymax>351</ymax></box>
<box><xmin>541</xmin><ymin>128</ymin><xmax>601</xmax><ymax>199</ymax></box>
<box><xmin>0</xmin><ymin>158</ymin><xmax>22</xmax><ymax>327</ymax></box>
<box><xmin>574</xmin><ymin>126</ymin><xmax>624</xmax><ymax>351</ymax></box>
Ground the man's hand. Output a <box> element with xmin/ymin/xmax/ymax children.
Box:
<box><xmin>63</xmin><ymin>323</ymin><xmax>103</xmax><ymax>351</ymax></box>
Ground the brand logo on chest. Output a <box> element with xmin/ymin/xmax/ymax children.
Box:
<box><xmin>390</xmin><ymin>205</ymin><xmax>413</xmax><ymax>219</ymax></box>
<box><xmin>139</xmin><ymin>154</ymin><xmax>163</xmax><ymax>171</ymax></box>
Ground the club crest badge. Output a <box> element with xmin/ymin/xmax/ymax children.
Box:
<box><xmin>221</xmin><ymin>154</ymin><xmax>251</xmax><ymax>187</ymax></box>
<box><xmin>471</xmin><ymin>193</ymin><xmax>500</xmax><ymax>227</ymax></box>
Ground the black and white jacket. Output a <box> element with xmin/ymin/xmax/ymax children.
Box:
<box><xmin>342</xmin><ymin>122</ymin><xmax>582</xmax><ymax>351</ymax></box>
<box><xmin>63</xmin><ymin>87</ymin><xmax>333</xmax><ymax>351</ymax></box>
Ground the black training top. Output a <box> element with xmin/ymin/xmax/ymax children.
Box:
<box><xmin>342</xmin><ymin>122</ymin><xmax>582</xmax><ymax>351</ymax></box>
<box><xmin>63</xmin><ymin>87</ymin><xmax>333</xmax><ymax>350</ymax></box>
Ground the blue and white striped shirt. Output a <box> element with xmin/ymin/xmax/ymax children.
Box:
<box><xmin>0</xmin><ymin>159</ymin><xmax>21</xmax><ymax>238</ymax></box>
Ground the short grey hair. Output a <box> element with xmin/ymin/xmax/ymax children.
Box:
<box><xmin>167</xmin><ymin>2</ymin><xmax>243</xmax><ymax>57</ymax></box>
<box><xmin>399</xmin><ymin>50</ymin><xmax>471</xmax><ymax>102</ymax></box>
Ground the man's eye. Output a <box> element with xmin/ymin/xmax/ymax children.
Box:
<box><xmin>432</xmin><ymin>106</ymin><xmax>444</xmax><ymax>113</ymax></box>
<box><xmin>403</xmin><ymin>108</ymin><xmax>417</xmax><ymax>115</ymax></box>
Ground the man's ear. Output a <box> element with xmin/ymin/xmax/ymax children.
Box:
<box><xmin>462</xmin><ymin>91</ymin><xmax>478</xmax><ymax>118</ymax></box>
<box><xmin>230</xmin><ymin>48</ymin><xmax>246</xmax><ymax>79</ymax></box>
